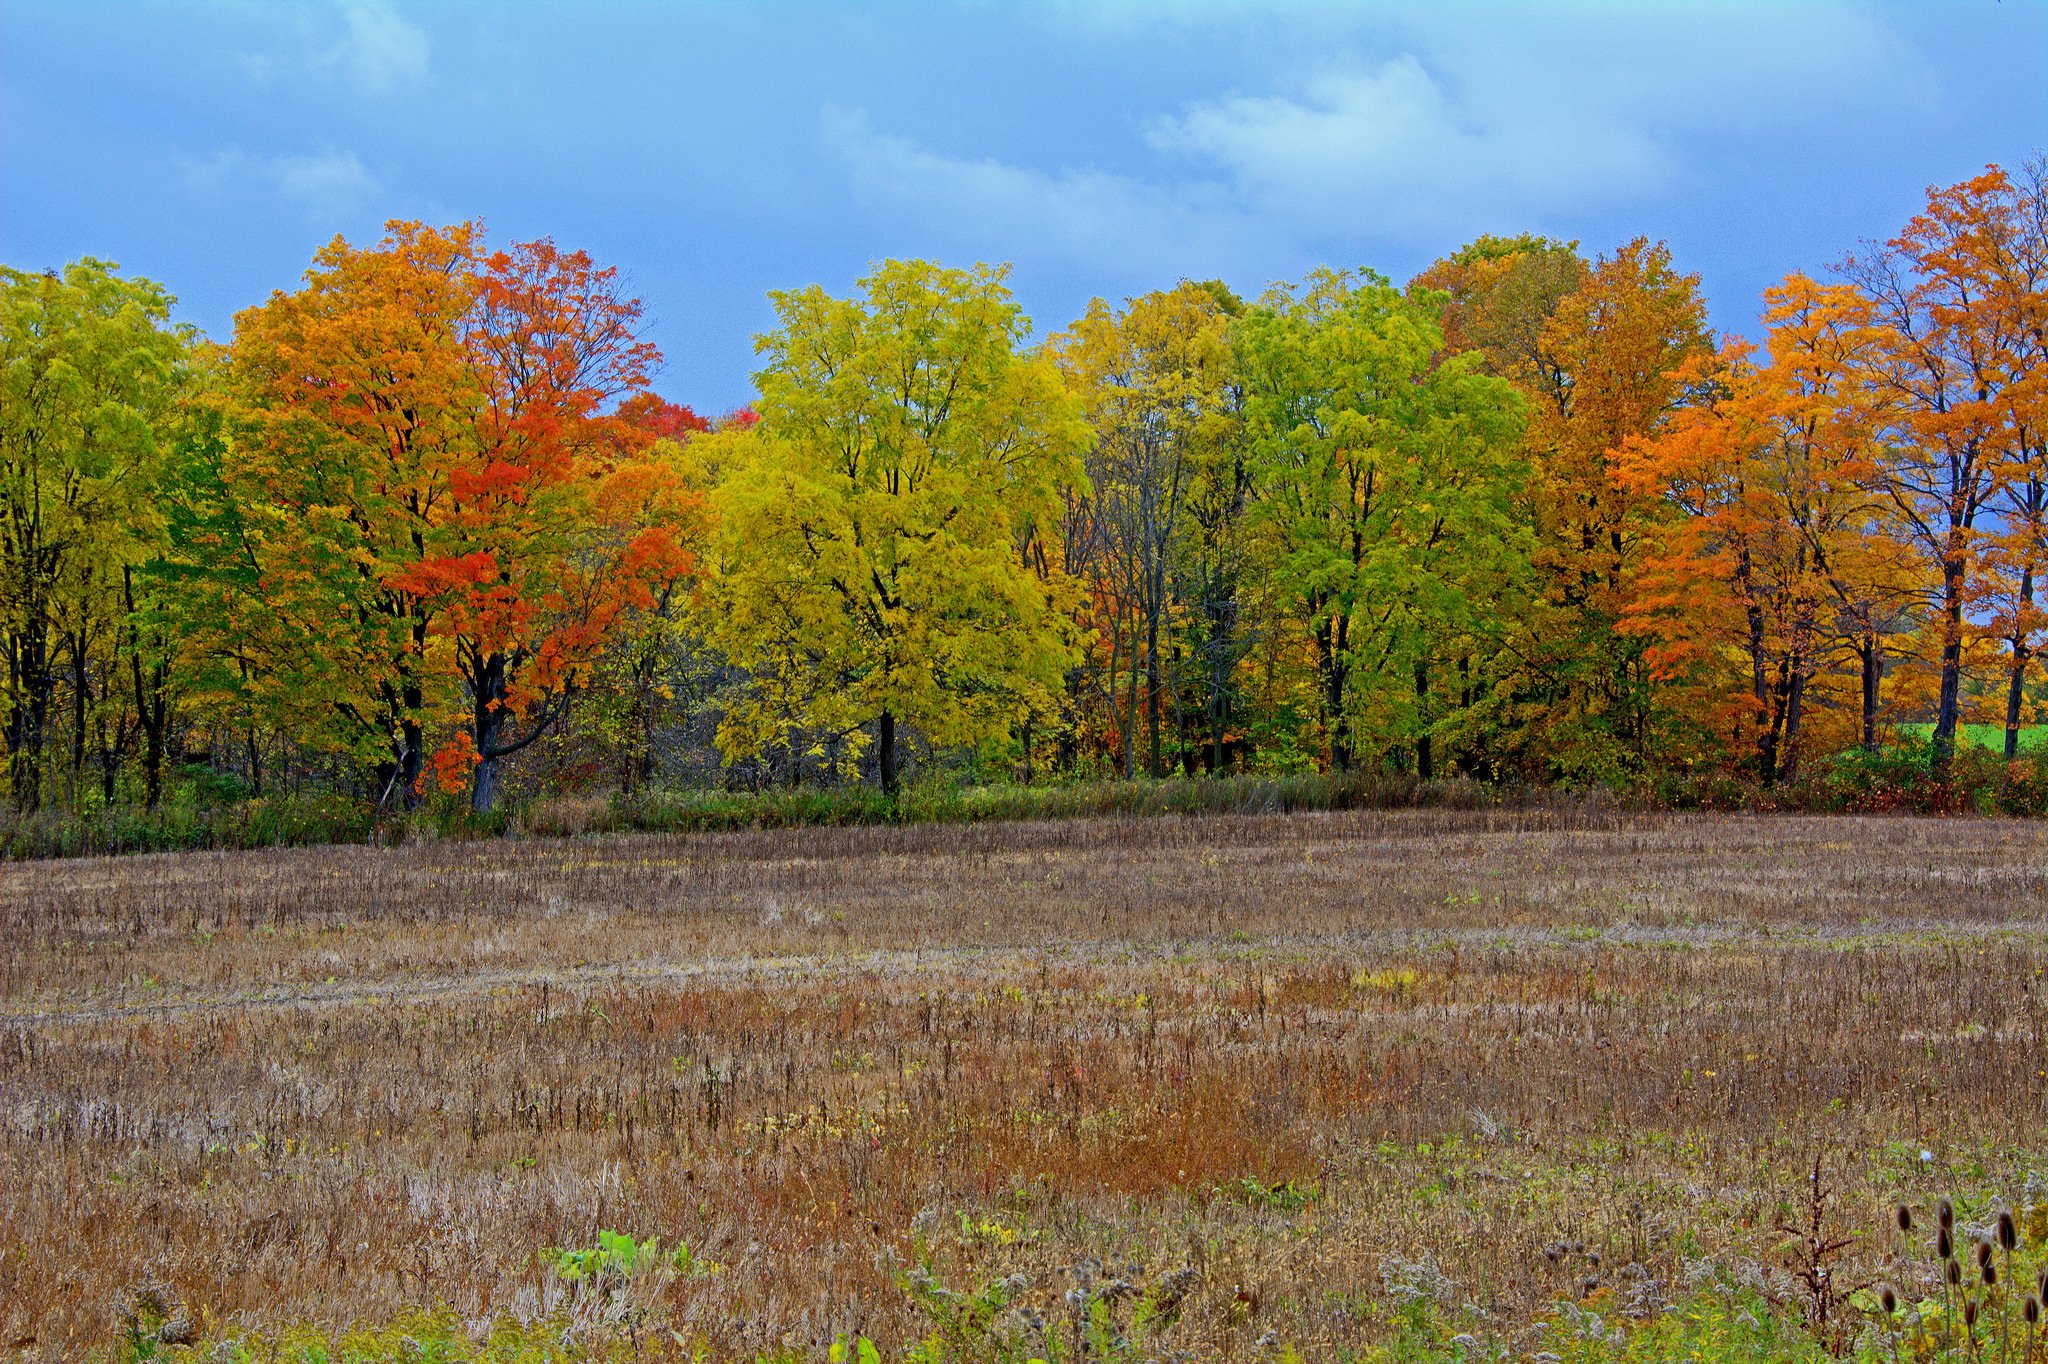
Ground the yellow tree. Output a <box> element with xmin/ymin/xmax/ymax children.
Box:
<box><xmin>705</xmin><ymin>260</ymin><xmax>1088</xmax><ymax>793</ymax></box>
<box><xmin>1050</xmin><ymin>281</ymin><xmax>1236</xmax><ymax>777</ymax></box>
<box><xmin>1515</xmin><ymin>239</ymin><xmax>1713</xmax><ymax>781</ymax></box>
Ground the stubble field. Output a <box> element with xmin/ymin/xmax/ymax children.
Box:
<box><xmin>1</xmin><ymin>807</ymin><xmax>2044</xmax><ymax>1361</ymax></box>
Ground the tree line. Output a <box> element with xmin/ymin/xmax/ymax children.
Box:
<box><xmin>1</xmin><ymin>160</ymin><xmax>2043</xmax><ymax>820</ymax></box>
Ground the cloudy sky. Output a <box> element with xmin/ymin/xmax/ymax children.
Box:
<box><xmin>4</xmin><ymin>1</ymin><xmax>2044</xmax><ymax>412</ymax></box>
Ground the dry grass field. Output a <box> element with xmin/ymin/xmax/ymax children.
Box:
<box><xmin>2</xmin><ymin>808</ymin><xmax>2045</xmax><ymax>1362</ymax></box>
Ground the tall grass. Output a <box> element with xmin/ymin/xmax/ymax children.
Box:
<box><xmin>2</xmin><ymin>811</ymin><xmax>2043</xmax><ymax>1359</ymax></box>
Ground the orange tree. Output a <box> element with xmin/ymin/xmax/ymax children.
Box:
<box><xmin>1845</xmin><ymin>165</ymin><xmax>2045</xmax><ymax>773</ymax></box>
<box><xmin>1614</xmin><ymin>275</ymin><xmax>1906</xmax><ymax>784</ymax></box>
<box><xmin>224</xmin><ymin>221</ymin><xmax>689</xmax><ymax>812</ymax></box>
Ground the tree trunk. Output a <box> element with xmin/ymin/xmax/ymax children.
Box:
<box><xmin>1144</xmin><ymin>612</ymin><xmax>1162</xmax><ymax>779</ymax></box>
<box><xmin>1318</xmin><ymin>613</ymin><xmax>1352</xmax><ymax>773</ymax></box>
<box><xmin>472</xmin><ymin>725</ymin><xmax>502</xmax><ymax>816</ymax></box>
<box><xmin>1932</xmin><ymin>557</ymin><xmax>1966</xmax><ymax>776</ymax></box>
<box><xmin>6</xmin><ymin>613</ymin><xmax>53</xmax><ymax>813</ymax></box>
<box><xmin>878</xmin><ymin>708</ymin><xmax>898</xmax><ymax>795</ymax></box>
<box><xmin>1757</xmin><ymin>672</ymin><xmax>1784</xmax><ymax>787</ymax></box>
<box><xmin>2005</xmin><ymin>563</ymin><xmax>2034</xmax><ymax>761</ymax></box>
<box><xmin>1414</xmin><ymin>660</ymin><xmax>1432</xmax><ymax>782</ymax></box>
<box><xmin>1859</xmin><ymin>627</ymin><xmax>1882</xmax><ymax>753</ymax></box>
<box><xmin>1205</xmin><ymin>597</ymin><xmax>1233</xmax><ymax>776</ymax></box>
<box><xmin>70</xmin><ymin>629</ymin><xmax>89</xmax><ymax>807</ymax></box>
<box><xmin>1781</xmin><ymin>669</ymin><xmax>1807</xmax><ymax>783</ymax></box>
<box><xmin>134</xmin><ymin>670</ymin><xmax>166</xmax><ymax>811</ymax></box>
<box><xmin>468</xmin><ymin>654</ymin><xmax>506</xmax><ymax>816</ymax></box>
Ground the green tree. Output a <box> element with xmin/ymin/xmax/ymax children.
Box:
<box><xmin>1235</xmin><ymin>268</ymin><xmax>1527</xmax><ymax>774</ymax></box>
<box><xmin>0</xmin><ymin>259</ymin><xmax>191</xmax><ymax>811</ymax></box>
<box><xmin>705</xmin><ymin>260</ymin><xmax>1089</xmax><ymax>793</ymax></box>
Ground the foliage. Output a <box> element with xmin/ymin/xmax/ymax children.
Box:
<box><xmin>703</xmin><ymin>260</ymin><xmax>1087</xmax><ymax>793</ymax></box>
<box><xmin>4</xmin><ymin>161</ymin><xmax>2047</xmax><ymax>835</ymax></box>
<box><xmin>224</xmin><ymin>220</ymin><xmax>692</xmax><ymax>815</ymax></box>
<box><xmin>547</xmin><ymin>1230</ymin><xmax>720</xmax><ymax>1285</ymax></box>
<box><xmin>1234</xmin><ymin>267</ymin><xmax>1527</xmax><ymax>774</ymax></box>
<box><xmin>0</xmin><ymin>258</ymin><xmax>193</xmax><ymax>812</ymax></box>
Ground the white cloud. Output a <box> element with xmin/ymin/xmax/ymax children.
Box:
<box><xmin>822</xmin><ymin>109</ymin><xmax>1257</xmax><ymax>275</ymax></box>
<box><xmin>232</xmin><ymin>1</ymin><xmax>430</xmax><ymax>97</ymax></box>
<box><xmin>823</xmin><ymin>1</ymin><xmax>1936</xmax><ymax>273</ymax></box>
<box><xmin>332</xmin><ymin>1</ymin><xmax>430</xmax><ymax>95</ymax></box>
<box><xmin>1146</xmin><ymin>56</ymin><xmax>1671</xmax><ymax>237</ymax></box>
<box><xmin>183</xmin><ymin>148</ymin><xmax>385</xmax><ymax>218</ymax></box>
<box><xmin>272</xmin><ymin>150</ymin><xmax>384</xmax><ymax>215</ymax></box>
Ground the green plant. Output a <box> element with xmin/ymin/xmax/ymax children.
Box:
<box><xmin>545</xmin><ymin>1229</ymin><xmax>720</xmax><ymax>1287</ymax></box>
<box><xmin>1219</xmin><ymin>1174</ymin><xmax>1322</xmax><ymax>1212</ymax></box>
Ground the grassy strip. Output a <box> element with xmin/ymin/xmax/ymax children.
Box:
<box><xmin>0</xmin><ymin>771</ymin><xmax>1562</xmax><ymax>861</ymax></box>
<box><xmin>8</xmin><ymin>740</ymin><xmax>2048</xmax><ymax>861</ymax></box>
<box><xmin>1894</xmin><ymin>722</ymin><xmax>2048</xmax><ymax>753</ymax></box>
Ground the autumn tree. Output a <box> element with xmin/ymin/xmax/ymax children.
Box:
<box><xmin>145</xmin><ymin>382</ymin><xmax>283</xmax><ymax>804</ymax></box>
<box><xmin>1410</xmin><ymin>233</ymin><xmax>1588</xmax><ymax>392</ymax></box>
<box><xmin>1616</xmin><ymin>276</ymin><xmax>1904</xmax><ymax>782</ymax></box>
<box><xmin>1051</xmin><ymin>281</ymin><xmax>1236</xmax><ymax>777</ymax></box>
<box><xmin>572</xmin><ymin>396</ymin><xmax>716</xmax><ymax>793</ymax></box>
<box><xmin>227</xmin><ymin>221</ymin><xmax>684</xmax><ymax>812</ymax></box>
<box><xmin>1173</xmin><ymin>280</ymin><xmax>1261</xmax><ymax>775</ymax></box>
<box><xmin>0</xmin><ymin>259</ymin><xmax>191</xmax><ymax>811</ymax></box>
<box><xmin>705</xmin><ymin>259</ymin><xmax>1088</xmax><ymax>793</ymax></box>
<box><xmin>1970</xmin><ymin>158</ymin><xmax>2048</xmax><ymax>759</ymax></box>
<box><xmin>1845</xmin><ymin>166</ymin><xmax>2045</xmax><ymax>773</ymax></box>
<box><xmin>1236</xmin><ymin>268</ymin><xmax>1527</xmax><ymax>774</ymax></box>
<box><xmin>1511</xmin><ymin>239</ymin><xmax>1713</xmax><ymax>781</ymax></box>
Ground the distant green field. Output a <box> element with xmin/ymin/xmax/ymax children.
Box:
<box><xmin>1896</xmin><ymin>721</ymin><xmax>2048</xmax><ymax>752</ymax></box>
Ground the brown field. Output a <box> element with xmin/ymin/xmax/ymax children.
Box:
<box><xmin>2</xmin><ymin>808</ymin><xmax>2045</xmax><ymax>1360</ymax></box>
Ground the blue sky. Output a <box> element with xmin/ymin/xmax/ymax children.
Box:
<box><xmin>4</xmin><ymin>1</ymin><xmax>2044</xmax><ymax>414</ymax></box>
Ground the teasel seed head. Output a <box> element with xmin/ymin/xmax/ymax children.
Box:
<box><xmin>1997</xmin><ymin>1211</ymin><xmax>2017</xmax><ymax>1251</ymax></box>
<box><xmin>1948</xmin><ymin>1259</ymin><xmax>1963</xmax><ymax>1285</ymax></box>
<box><xmin>1984</xmin><ymin>1260</ymin><xmax>1997</xmax><ymax>1288</ymax></box>
<box><xmin>1897</xmin><ymin>1204</ymin><xmax>1913</xmax><ymax>1233</ymax></box>
<box><xmin>2024</xmin><ymin>1296</ymin><xmax>2040</xmax><ymax>1326</ymax></box>
<box><xmin>1964</xmin><ymin>1299</ymin><xmax>1979</xmax><ymax>1328</ymax></box>
<box><xmin>1881</xmin><ymin>1286</ymin><xmax>1898</xmax><ymax>1314</ymax></box>
<box><xmin>1939</xmin><ymin>1199</ymin><xmax>1955</xmax><ymax>1230</ymax></box>
<box><xmin>1976</xmin><ymin>1240</ymin><xmax>1993</xmax><ymax>1269</ymax></box>
<box><xmin>1939</xmin><ymin>1226</ymin><xmax>1953</xmax><ymax>1260</ymax></box>
<box><xmin>2038</xmin><ymin>1268</ymin><xmax>2048</xmax><ymax>1302</ymax></box>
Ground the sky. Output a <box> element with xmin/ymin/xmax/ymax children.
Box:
<box><xmin>4</xmin><ymin>0</ymin><xmax>2045</xmax><ymax>414</ymax></box>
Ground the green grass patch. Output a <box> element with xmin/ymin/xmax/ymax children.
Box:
<box><xmin>1894</xmin><ymin>722</ymin><xmax>2048</xmax><ymax>753</ymax></box>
